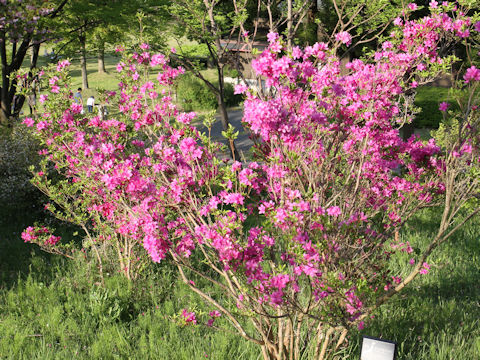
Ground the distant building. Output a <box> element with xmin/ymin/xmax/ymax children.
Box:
<box><xmin>219</xmin><ymin>39</ymin><xmax>268</xmax><ymax>80</ymax></box>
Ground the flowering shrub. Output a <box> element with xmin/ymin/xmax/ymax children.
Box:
<box><xmin>22</xmin><ymin>4</ymin><xmax>480</xmax><ymax>360</ymax></box>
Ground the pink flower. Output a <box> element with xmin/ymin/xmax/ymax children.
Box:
<box><xmin>419</xmin><ymin>262</ymin><xmax>430</xmax><ymax>275</ymax></box>
<box><xmin>21</xmin><ymin>226</ymin><xmax>36</xmax><ymax>242</ymax></box>
<box><xmin>45</xmin><ymin>235</ymin><xmax>60</xmax><ymax>246</ymax></box>
<box><xmin>180</xmin><ymin>137</ymin><xmax>196</xmax><ymax>153</ymax></box>
<box><xmin>291</xmin><ymin>46</ymin><xmax>303</xmax><ymax>59</ymax></box>
<box><xmin>234</xmin><ymin>83</ymin><xmax>248</xmax><ymax>94</ymax></box>
<box><xmin>49</xmin><ymin>76</ymin><xmax>59</xmax><ymax>86</ymax></box>
<box><xmin>140</xmin><ymin>43</ymin><xmax>150</xmax><ymax>50</ymax></box>
<box><xmin>464</xmin><ymin>66</ymin><xmax>480</xmax><ymax>83</ymax></box>
<box><xmin>393</xmin><ymin>17</ymin><xmax>403</xmax><ymax>26</ymax></box>
<box><xmin>22</xmin><ymin>117</ymin><xmax>34</xmax><ymax>127</ymax></box>
<box><xmin>207</xmin><ymin>310</ymin><xmax>221</xmax><ymax>326</ymax></box>
<box><xmin>335</xmin><ymin>31</ymin><xmax>352</xmax><ymax>46</ymax></box>
<box><xmin>231</xmin><ymin>161</ymin><xmax>242</xmax><ymax>171</ymax></box>
<box><xmin>475</xmin><ymin>21</ymin><xmax>480</xmax><ymax>32</ymax></box>
<box><xmin>150</xmin><ymin>54</ymin><xmax>166</xmax><ymax>67</ymax></box>
<box><xmin>267</xmin><ymin>32</ymin><xmax>279</xmax><ymax>43</ymax></box>
<box><xmin>358</xmin><ymin>321</ymin><xmax>365</xmax><ymax>330</ymax></box>
<box><xmin>408</xmin><ymin>3</ymin><xmax>418</xmax><ymax>10</ymax></box>
<box><xmin>439</xmin><ymin>102</ymin><xmax>449</xmax><ymax>112</ymax></box>
<box><xmin>70</xmin><ymin>102</ymin><xmax>82</xmax><ymax>113</ymax></box>
<box><xmin>56</xmin><ymin>59</ymin><xmax>70</xmax><ymax>71</ymax></box>
<box><xmin>461</xmin><ymin>143</ymin><xmax>472</xmax><ymax>154</ymax></box>
<box><xmin>181</xmin><ymin>309</ymin><xmax>197</xmax><ymax>324</ymax></box>
<box><xmin>242</xmin><ymin>31</ymin><xmax>249</xmax><ymax>38</ymax></box>
<box><xmin>177</xmin><ymin>112</ymin><xmax>196</xmax><ymax>125</ymax></box>
<box><xmin>382</xmin><ymin>41</ymin><xmax>393</xmax><ymax>50</ymax></box>
<box><xmin>429</xmin><ymin>0</ymin><xmax>438</xmax><ymax>9</ymax></box>
<box><xmin>170</xmin><ymin>47</ymin><xmax>177</xmax><ymax>54</ymax></box>
<box><xmin>36</xmin><ymin>121</ymin><xmax>48</xmax><ymax>130</ymax></box>
<box><xmin>39</xmin><ymin>94</ymin><xmax>48</xmax><ymax>103</ymax></box>
<box><xmin>223</xmin><ymin>193</ymin><xmax>244</xmax><ymax>205</ymax></box>
<box><xmin>209</xmin><ymin>310</ymin><xmax>221</xmax><ymax>318</ymax></box>
<box><xmin>271</xmin><ymin>274</ymin><xmax>290</xmax><ymax>289</ymax></box>
<box><xmin>327</xmin><ymin>206</ymin><xmax>341</xmax><ymax>217</ymax></box>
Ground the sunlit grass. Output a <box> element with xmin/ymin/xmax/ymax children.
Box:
<box><xmin>1</xmin><ymin>204</ymin><xmax>479</xmax><ymax>359</ymax></box>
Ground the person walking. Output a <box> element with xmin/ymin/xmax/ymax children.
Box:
<box><xmin>87</xmin><ymin>96</ymin><xmax>95</xmax><ymax>113</ymax></box>
<box><xmin>74</xmin><ymin>88</ymin><xmax>83</xmax><ymax>113</ymax></box>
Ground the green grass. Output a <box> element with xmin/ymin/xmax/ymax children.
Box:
<box><xmin>354</xmin><ymin>208</ymin><xmax>480</xmax><ymax>359</ymax></box>
<box><xmin>414</xmin><ymin>86</ymin><xmax>458</xmax><ymax>129</ymax></box>
<box><xmin>1</xmin><ymin>204</ymin><xmax>480</xmax><ymax>359</ymax></box>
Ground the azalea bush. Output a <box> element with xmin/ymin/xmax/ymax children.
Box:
<box><xmin>21</xmin><ymin>3</ymin><xmax>480</xmax><ymax>359</ymax></box>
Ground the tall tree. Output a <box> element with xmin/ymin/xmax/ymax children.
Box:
<box><xmin>53</xmin><ymin>1</ymin><xmax>113</xmax><ymax>89</ymax></box>
<box><xmin>54</xmin><ymin>0</ymin><xmax>168</xmax><ymax>89</ymax></box>
<box><xmin>0</xmin><ymin>0</ymin><xmax>69</xmax><ymax>126</ymax></box>
<box><xmin>302</xmin><ymin>0</ymin><xmax>403</xmax><ymax>54</ymax></box>
<box><xmin>169</xmin><ymin>0</ymin><xmax>254</xmax><ymax>159</ymax></box>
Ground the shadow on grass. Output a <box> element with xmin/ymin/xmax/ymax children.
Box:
<box><xmin>0</xmin><ymin>205</ymin><xmax>48</xmax><ymax>288</ymax></box>
<box><xmin>352</xmin><ymin>213</ymin><xmax>480</xmax><ymax>358</ymax></box>
<box><xmin>0</xmin><ymin>204</ymin><xmax>78</xmax><ymax>290</ymax></box>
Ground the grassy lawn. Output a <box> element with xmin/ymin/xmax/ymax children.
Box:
<box><xmin>0</xmin><ymin>201</ymin><xmax>479</xmax><ymax>359</ymax></box>
<box><xmin>414</xmin><ymin>86</ymin><xmax>459</xmax><ymax>129</ymax></box>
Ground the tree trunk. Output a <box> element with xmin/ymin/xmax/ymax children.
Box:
<box><xmin>303</xmin><ymin>0</ymin><xmax>319</xmax><ymax>45</ymax></box>
<box><xmin>0</xmin><ymin>36</ymin><xmax>32</xmax><ymax>125</ymax></box>
<box><xmin>204</xmin><ymin>0</ymin><xmax>239</xmax><ymax>160</ymax></box>
<box><xmin>217</xmin><ymin>92</ymin><xmax>240</xmax><ymax>161</ymax></box>
<box><xmin>27</xmin><ymin>44</ymin><xmax>41</xmax><ymax>118</ymax></box>
<box><xmin>287</xmin><ymin>0</ymin><xmax>293</xmax><ymax>49</ymax></box>
<box><xmin>97</xmin><ymin>45</ymin><xmax>106</xmax><ymax>73</ymax></box>
<box><xmin>1</xmin><ymin>32</ymin><xmax>11</xmax><ymax>127</ymax></box>
<box><xmin>79</xmin><ymin>32</ymin><xmax>89</xmax><ymax>89</ymax></box>
<box><xmin>31</xmin><ymin>43</ymin><xmax>40</xmax><ymax>69</ymax></box>
<box><xmin>216</xmin><ymin>64</ymin><xmax>240</xmax><ymax>160</ymax></box>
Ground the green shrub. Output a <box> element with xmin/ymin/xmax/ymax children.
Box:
<box><xmin>0</xmin><ymin>125</ymin><xmax>42</xmax><ymax>208</ymax></box>
<box><xmin>223</xmin><ymin>82</ymin><xmax>243</xmax><ymax>108</ymax></box>
<box><xmin>176</xmin><ymin>74</ymin><xmax>217</xmax><ymax>111</ymax></box>
<box><xmin>176</xmin><ymin>74</ymin><xmax>243</xmax><ymax>112</ymax></box>
<box><xmin>223</xmin><ymin>65</ymin><xmax>239</xmax><ymax>78</ymax></box>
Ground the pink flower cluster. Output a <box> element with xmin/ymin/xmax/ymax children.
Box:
<box><xmin>0</xmin><ymin>0</ymin><xmax>53</xmax><ymax>41</ymax></box>
<box><xmin>464</xmin><ymin>66</ymin><xmax>480</xmax><ymax>83</ymax></box>
<box><xmin>21</xmin><ymin>226</ymin><xmax>60</xmax><ymax>246</ymax></box>
<box><xmin>335</xmin><ymin>31</ymin><xmax>352</xmax><ymax>46</ymax></box>
<box><xmin>181</xmin><ymin>309</ymin><xmax>197</xmax><ymax>325</ymax></box>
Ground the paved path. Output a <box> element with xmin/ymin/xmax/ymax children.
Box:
<box><xmin>197</xmin><ymin>108</ymin><xmax>254</xmax><ymax>160</ymax></box>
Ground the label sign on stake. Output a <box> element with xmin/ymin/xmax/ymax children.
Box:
<box><xmin>361</xmin><ymin>336</ymin><xmax>396</xmax><ymax>360</ymax></box>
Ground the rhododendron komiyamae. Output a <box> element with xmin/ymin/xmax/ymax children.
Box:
<box><xmin>22</xmin><ymin>5</ymin><xmax>480</xmax><ymax>360</ymax></box>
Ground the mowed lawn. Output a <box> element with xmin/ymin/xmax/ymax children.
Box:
<box><xmin>0</xmin><ymin>203</ymin><xmax>479</xmax><ymax>359</ymax></box>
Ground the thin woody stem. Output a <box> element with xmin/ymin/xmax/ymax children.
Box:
<box><xmin>171</xmin><ymin>251</ymin><xmax>264</xmax><ymax>345</ymax></box>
